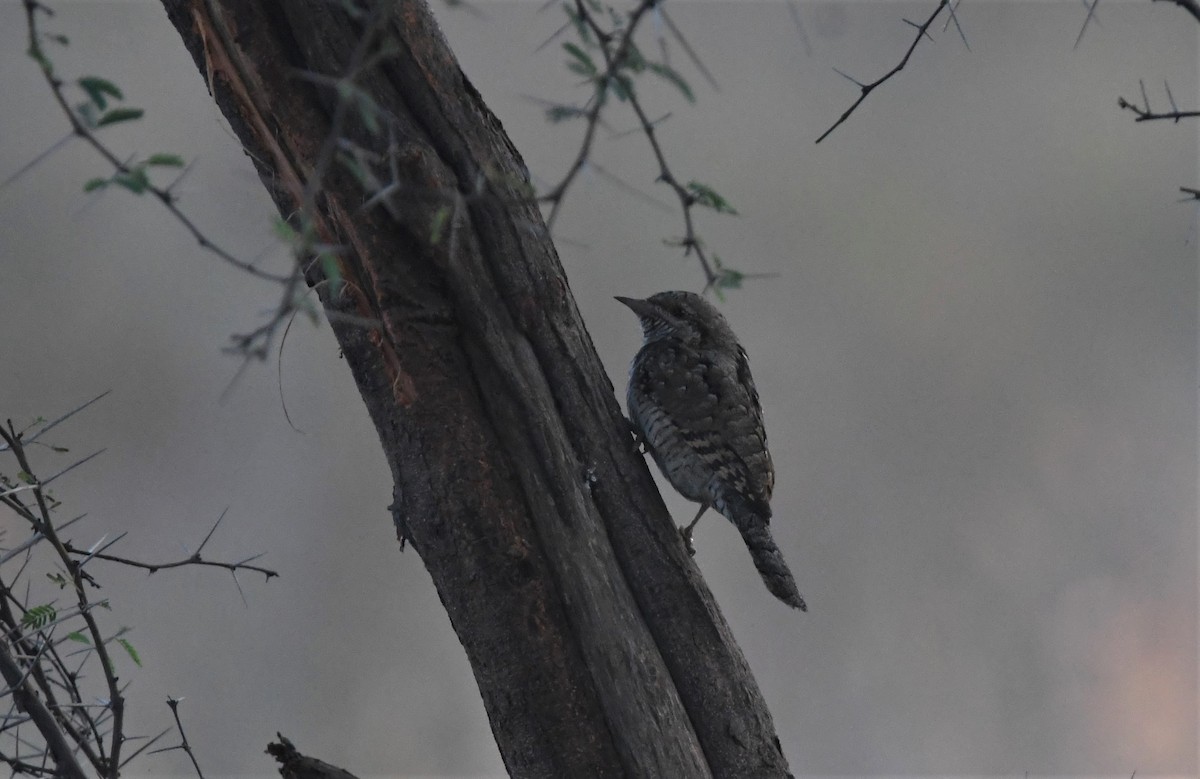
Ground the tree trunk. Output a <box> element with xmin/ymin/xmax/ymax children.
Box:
<box><xmin>158</xmin><ymin>1</ymin><xmax>793</xmax><ymax>775</ymax></box>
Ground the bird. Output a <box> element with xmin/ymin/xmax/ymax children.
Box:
<box><xmin>616</xmin><ymin>291</ymin><xmax>806</xmax><ymax>610</ymax></box>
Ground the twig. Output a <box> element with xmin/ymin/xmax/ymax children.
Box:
<box><xmin>543</xmin><ymin>0</ymin><xmax>728</xmax><ymax>287</ymax></box>
<box><xmin>0</xmin><ymin>641</ymin><xmax>88</xmax><ymax>779</ymax></box>
<box><xmin>0</xmin><ymin>420</ymin><xmax>124</xmax><ymax>776</ymax></box>
<box><xmin>62</xmin><ymin>509</ymin><xmax>278</xmax><ymax>581</ymax></box>
<box><xmin>1074</xmin><ymin>0</ymin><xmax>1101</xmax><ymax>49</ymax></box>
<box><xmin>540</xmin><ymin>0</ymin><xmax>660</xmax><ymax>228</ymax></box>
<box><xmin>21</xmin><ymin>1</ymin><xmax>290</xmax><ymax>285</ymax></box>
<box><xmin>817</xmin><ymin>0</ymin><xmax>952</xmax><ymax>144</ymax></box>
<box><xmin>1</xmin><ymin>400</ymin><xmax>275</xmax><ymax>776</ymax></box>
<box><xmin>146</xmin><ymin>698</ymin><xmax>204</xmax><ymax>778</ymax></box>
<box><xmin>1118</xmin><ymin>79</ymin><xmax>1200</xmax><ymax>123</ymax></box>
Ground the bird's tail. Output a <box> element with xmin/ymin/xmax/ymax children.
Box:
<box><xmin>723</xmin><ymin>496</ymin><xmax>807</xmax><ymax>611</ymax></box>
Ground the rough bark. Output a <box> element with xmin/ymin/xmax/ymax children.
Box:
<box><xmin>157</xmin><ymin>1</ymin><xmax>793</xmax><ymax>776</ymax></box>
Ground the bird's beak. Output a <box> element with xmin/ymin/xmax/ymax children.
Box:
<box><xmin>614</xmin><ymin>296</ymin><xmax>653</xmax><ymax>318</ymax></box>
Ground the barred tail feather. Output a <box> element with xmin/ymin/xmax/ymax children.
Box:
<box><xmin>723</xmin><ymin>497</ymin><xmax>806</xmax><ymax>611</ymax></box>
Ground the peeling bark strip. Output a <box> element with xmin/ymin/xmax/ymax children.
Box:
<box><xmin>159</xmin><ymin>1</ymin><xmax>792</xmax><ymax>776</ymax></box>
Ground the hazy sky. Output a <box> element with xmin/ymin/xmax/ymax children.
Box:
<box><xmin>1</xmin><ymin>1</ymin><xmax>1196</xmax><ymax>777</ymax></box>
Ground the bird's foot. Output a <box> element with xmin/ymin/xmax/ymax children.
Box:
<box><xmin>626</xmin><ymin>417</ymin><xmax>647</xmax><ymax>454</ymax></box>
<box><xmin>678</xmin><ymin>525</ymin><xmax>697</xmax><ymax>557</ymax></box>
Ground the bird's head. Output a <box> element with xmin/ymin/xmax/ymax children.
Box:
<box><xmin>615</xmin><ymin>291</ymin><xmax>736</xmax><ymax>347</ymax></box>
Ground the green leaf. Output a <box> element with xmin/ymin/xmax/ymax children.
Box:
<box><xmin>67</xmin><ymin>632</ymin><xmax>91</xmax><ymax>645</ymax></box>
<box><xmin>715</xmin><ymin>267</ymin><xmax>745</xmax><ymax>290</ymax></box>
<box><xmin>144</xmin><ymin>153</ymin><xmax>184</xmax><ymax>168</ymax></box>
<box><xmin>712</xmin><ymin>254</ymin><xmax>745</xmax><ymax>292</ymax></box>
<box><xmin>563</xmin><ymin>42</ymin><xmax>597</xmax><ymax>78</ymax></box>
<box><xmin>75</xmin><ymin>101</ymin><xmax>98</xmax><ymax>129</ymax></box>
<box><xmin>319</xmin><ymin>254</ymin><xmax>343</xmax><ymax>296</ymax></box>
<box><xmin>686</xmin><ymin>181</ymin><xmax>738</xmax><ymax>215</ymax></box>
<box><xmin>622</xmin><ymin>42</ymin><xmax>646</xmax><ymax>74</ymax></box>
<box><xmin>117</xmin><ymin>637</ymin><xmax>142</xmax><ymax>667</ymax></box>
<box><xmin>647</xmin><ymin>62</ymin><xmax>694</xmax><ymax>103</ymax></box>
<box><xmin>609</xmin><ymin>73</ymin><xmax>634</xmax><ymax>102</ymax></box>
<box><xmin>22</xmin><ymin>604</ymin><xmax>56</xmax><ymax>629</ymax></box>
<box><xmin>564</xmin><ymin>6</ymin><xmax>590</xmax><ymax>44</ymax></box>
<box><xmin>429</xmin><ymin>205</ymin><xmax>452</xmax><ymax>245</ymax></box>
<box><xmin>77</xmin><ymin>76</ymin><xmax>123</xmax><ymax>111</ymax></box>
<box><xmin>83</xmin><ymin>177</ymin><xmax>109</xmax><ymax>193</ymax></box>
<box><xmin>353</xmin><ymin>90</ymin><xmax>383</xmax><ymax>136</ymax></box>
<box><xmin>17</xmin><ymin>471</ymin><xmax>35</xmax><ymax>484</ymax></box>
<box><xmin>95</xmin><ymin>107</ymin><xmax>144</xmax><ymax>128</ymax></box>
<box><xmin>545</xmin><ymin>104</ymin><xmax>586</xmax><ymax>123</ymax></box>
<box><xmin>113</xmin><ymin>168</ymin><xmax>150</xmax><ymax>194</ymax></box>
<box><xmin>337</xmin><ymin>151</ymin><xmax>372</xmax><ymax>189</ymax></box>
<box><xmin>272</xmin><ymin>215</ymin><xmax>299</xmax><ymax>244</ymax></box>
<box><xmin>26</xmin><ymin>44</ymin><xmax>54</xmax><ymax>77</ymax></box>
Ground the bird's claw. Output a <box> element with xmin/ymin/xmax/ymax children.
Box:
<box><xmin>626</xmin><ymin>417</ymin><xmax>647</xmax><ymax>454</ymax></box>
<box><xmin>678</xmin><ymin>525</ymin><xmax>697</xmax><ymax>557</ymax></box>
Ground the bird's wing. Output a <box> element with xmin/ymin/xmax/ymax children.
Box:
<box><xmin>734</xmin><ymin>344</ymin><xmax>774</xmax><ymax>500</ymax></box>
<box><xmin>631</xmin><ymin>340</ymin><xmax>773</xmax><ymax>514</ymax></box>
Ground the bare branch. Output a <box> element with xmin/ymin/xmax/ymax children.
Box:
<box><xmin>145</xmin><ymin>698</ymin><xmax>204</xmax><ymax>778</ymax></box>
<box><xmin>942</xmin><ymin>0</ymin><xmax>969</xmax><ymax>51</ymax></box>
<box><xmin>0</xmin><ymin>419</ymin><xmax>126</xmax><ymax>775</ymax></box>
<box><xmin>6</xmin><ymin>391</ymin><xmax>110</xmax><ymax>450</ymax></box>
<box><xmin>60</xmin><ymin>510</ymin><xmax>278</xmax><ymax>582</ymax></box>
<box><xmin>41</xmin><ymin>449</ymin><xmax>106</xmax><ymax>487</ymax></box>
<box><xmin>817</xmin><ymin>0</ymin><xmax>953</xmax><ymax>144</ymax></box>
<box><xmin>1118</xmin><ymin>80</ymin><xmax>1200</xmax><ymax>122</ymax></box>
<box><xmin>1</xmin><ymin>400</ymin><xmax>275</xmax><ymax>776</ymax></box>
<box><xmin>0</xmin><ymin>641</ymin><xmax>88</xmax><ymax>779</ymax></box>
<box><xmin>1074</xmin><ymin>0</ymin><xmax>1101</xmax><ymax>50</ymax></box>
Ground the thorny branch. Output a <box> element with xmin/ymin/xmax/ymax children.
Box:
<box><xmin>18</xmin><ymin>0</ymin><xmax>308</xmax><ymax>368</ymax></box>
<box><xmin>539</xmin><ymin>0</ymin><xmax>660</xmax><ymax>226</ymax></box>
<box><xmin>539</xmin><ymin>0</ymin><xmax>740</xmax><ymax>290</ymax></box>
<box><xmin>20</xmin><ymin>0</ymin><xmax>288</xmax><ymax>285</ymax></box>
<box><xmin>1117</xmin><ymin>79</ymin><xmax>1200</xmax><ymax>197</ymax></box>
<box><xmin>16</xmin><ymin>0</ymin><xmax>391</xmax><ymax>367</ymax></box>
<box><xmin>0</xmin><ymin>420</ymin><xmax>127</xmax><ymax>776</ymax></box>
<box><xmin>146</xmin><ymin>698</ymin><xmax>205</xmax><ymax>778</ymax></box>
<box><xmin>61</xmin><ymin>508</ymin><xmax>277</xmax><ymax>582</ymax></box>
<box><xmin>817</xmin><ymin>0</ymin><xmax>958</xmax><ymax>144</ymax></box>
<box><xmin>1118</xmin><ymin>79</ymin><xmax>1200</xmax><ymax>123</ymax></box>
<box><xmin>0</xmin><ymin>397</ymin><xmax>273</xmax><ymax>776</ymax></box>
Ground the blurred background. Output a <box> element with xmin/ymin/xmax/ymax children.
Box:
<box><xmin>0</xmin><ymin>0</ymin><xmax>1195</xmax><ymax>776</ymax></box>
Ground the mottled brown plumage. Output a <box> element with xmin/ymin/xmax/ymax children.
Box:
<box><xmin>617</xmin><ymin>291</ymin><xmax>806</xmax><ymax>610</ymax></box>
